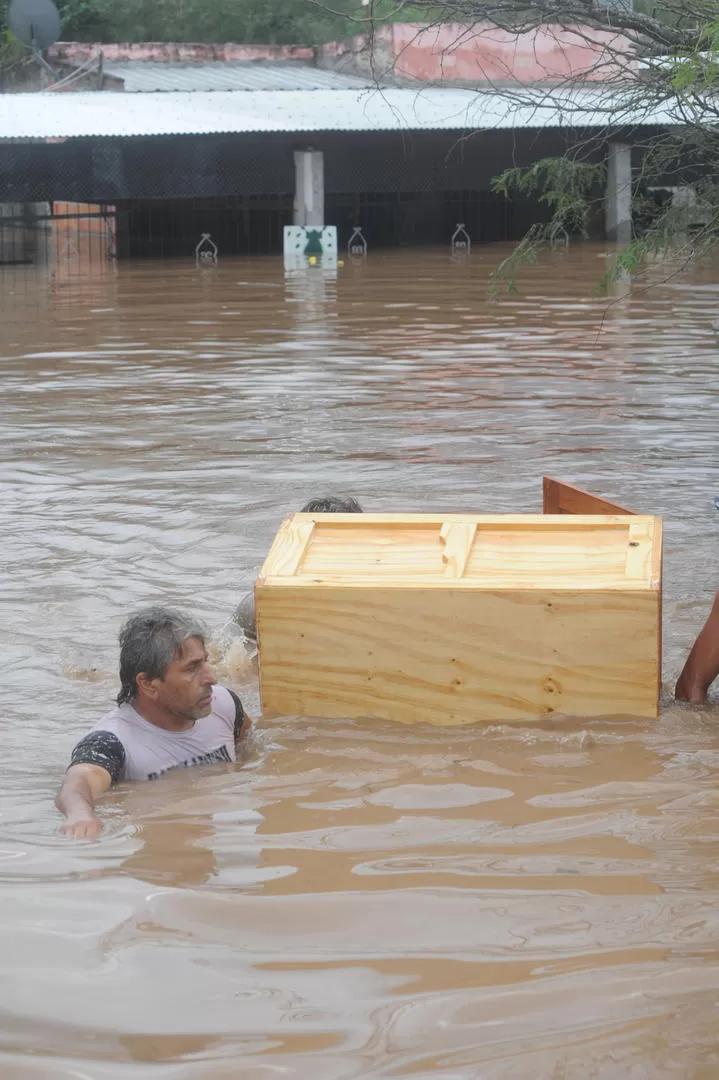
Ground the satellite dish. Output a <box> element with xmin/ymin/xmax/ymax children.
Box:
<box><xmin>8</xmin><ymin>0</ymin><xmax>61</xmax><ymax>51</ymax></box>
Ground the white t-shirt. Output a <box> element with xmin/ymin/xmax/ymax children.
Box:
<box><xmin>69</xmin><ymin>684</ymin><xmax>243</xmax><ymax>783</ymax></box>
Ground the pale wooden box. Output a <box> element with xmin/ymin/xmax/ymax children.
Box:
<box><xmin>256</xmin><ymin>495</ymin><xmax>662</xmax><ymax>724</ymax></box>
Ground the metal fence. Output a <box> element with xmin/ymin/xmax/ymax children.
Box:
<box><xmin>0</xmin><ymin>190</ymin><xmax>544</xmax><ymax>283</ymax></box>
<box><xmin>0</xmin><ymin>127</ymin><xmax>567</xmax><ymax>281</ymax></box>
<box><xmin>0</xmin><ymin>202</ymin><xmax>116</xmax><ymax>277</ymax></box>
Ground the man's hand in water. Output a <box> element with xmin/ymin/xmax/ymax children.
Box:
<box><xmin>60</xmin><ymin>813</ymin><xmax>103</xmax><ymax>839</ymax></box>
<box><xmin>56</xmin><ymin>763</ymin><xmax>112</xmax><ymax>839</ymax></box>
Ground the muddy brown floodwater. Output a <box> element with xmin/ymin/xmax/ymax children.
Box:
<box><xmin>2</xmin><ymin>245</ymin><xmax>719</xmax><ymax>1078</ymax></box>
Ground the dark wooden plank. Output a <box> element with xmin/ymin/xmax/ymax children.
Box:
<box><xmin>543</xmin><ymin>476</ymin><xmax>634</xmax><ymax>516</ymax></box>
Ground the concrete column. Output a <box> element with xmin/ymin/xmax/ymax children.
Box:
<box><xmin>293</xmin><ymin>150</ymin><xmax>324</xmax><ymax>227</ymax></box>
<box><xmin>605</xmin><ymin>142</ymin><xmax>632</xmax><ymax>243</ymax></box>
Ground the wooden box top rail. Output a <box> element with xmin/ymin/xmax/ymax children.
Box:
<box><xmin>258</xmin><ymin>513</ymin><xmax>662</xmax><ymax>592</ymax></box>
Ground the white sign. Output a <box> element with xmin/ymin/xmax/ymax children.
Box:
<box><xmin>283</xmin><ymin>226</ymin><xmax>338</xmax><ymax>269</ymax></box>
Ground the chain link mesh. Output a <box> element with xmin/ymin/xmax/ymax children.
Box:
<box><xmin>0</xmin><ymin>128</ymin><xmax>564</xmax><ymax>272</ymax></box>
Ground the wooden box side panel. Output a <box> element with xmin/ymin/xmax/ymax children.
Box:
<box><xmin>257</xmin><ymin>586</ymin><xmax>660</xmax><ymax>725</ymax></box>
<box><xmin>543</xmin><ymin>477</ymin><xmax>635</xmax><ymax>516</ymax></box>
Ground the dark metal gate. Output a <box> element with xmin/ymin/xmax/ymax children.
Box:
<box><xmin>0</xmin><ymin>201</ymin><xmax>116</xmax><ymax>282</ymax></box>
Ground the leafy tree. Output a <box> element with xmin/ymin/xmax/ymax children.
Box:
<box><xmin>5</xmin><ymin>0</ymin><xmax>716</xmax><ymax>290</ymax></box>
<box><xmin>54</xmin><ymin>0</ymin><xmax>358</xmax><ymax>44</ymax></box>
<box><xmin>359</xmin><ymin>0</ymin><xmax>719</xmax><ymax>287</ymax></box>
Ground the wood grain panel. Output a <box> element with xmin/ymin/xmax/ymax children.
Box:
<box><xmin>257</xmin><ymin>586</ymin><xmax>661</xmax><ymax>723</ymax></box>
<box><xmin>257</xmin><ymin>511</ymin><xmax>662</xmax><ymax>723</ymax></box>
<box><xmin>543</xmin><ymin>476</ymin><xmax>634</xmax><ymax>516</ymax></box>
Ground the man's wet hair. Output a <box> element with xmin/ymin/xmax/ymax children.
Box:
<box><xmin>116</xmin><ymin>606</ymin><xmax>206</xmax><ymax>705</ymax></box>
<box><xmin>300</xmin><ymin>496</ymin><xmax>363</xmax><ymax>514</ymax></box>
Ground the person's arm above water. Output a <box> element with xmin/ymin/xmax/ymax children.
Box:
<box><xmin>675</xmin><ymin>591</ymin><xmax>719</xmax><ymax>703</ymax></box>
<box><xmin>57</xmin><ymin>765</ymin><xmax>112</xmax><ymax>838</ymax></box>
<box><xmin>56</xmin><ymin>731</ymin><xmax>125</xmax><ymax>838</ymax></box>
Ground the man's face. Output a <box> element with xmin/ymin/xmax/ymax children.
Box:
<box><xmin>150</xmin><ymin>637</ymin><xmax>216</xmax><ymax>720</ymax></box>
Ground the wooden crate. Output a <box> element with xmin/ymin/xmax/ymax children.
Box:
<box><xmin>256</xmin><ymin>506</ymin><xmax>662</xmax><ymax>724</ymax></box>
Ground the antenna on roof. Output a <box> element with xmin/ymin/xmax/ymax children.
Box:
<box><xmin>8</xmin><ymin>0</ymin><xmax>61</xmax><ymax>82</ymax></box>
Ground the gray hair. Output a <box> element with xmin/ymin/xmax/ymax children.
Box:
<box><xmin>116</xmin><ymin>606</ymin><xmax>207</xmax><ymax>705</ymax></box>
<box><xmin>300</xmin><ymin>495</ymin><xmax>363</xmax><ymax>513</ymax></box>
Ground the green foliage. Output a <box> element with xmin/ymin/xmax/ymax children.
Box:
<box><xmin>7</xmin><ymin>0</ymin><xmax>434</xmax><ymax>46</ymax></box>
<box><xmin>0</xmin><ymin>22</ymin><xmax>27</xmax><ymax>76</ymax></box>
<box><xmin>54</xmin><ymin>0</ymin><xmax>360</xmax><ymax>44</ymax></box>
<box><xmin>668</xmin><ymin>18</ymin><xmax>719</xmax><ymax>92</ymax></box>
<box><xmin>487</xmin><ymin>136</ymin><xmax>719</xmax><ymax>295</ymax></box>
<box><xmin>484</xmin><ymin>6</ymin><xmax>719</xmax><ymax>297</ymax></box>
<box><xmin>602</xmin><ymin>179</ymin><xmax>719</xmax><ymax>289</ymax></box>
<box><xmin>488</xmin><ymin>158</ymin><xmax>607</xmax><ymax>294</ymax></box>
<box><xmin>492</xmin><ymin>158</ymin><xmax>607</xmax><ymax>236</ymax></box>
<box><xmin>489</xmin><ymin>226</ymin><xmax>542</xmax><ymax>296</ymax></box>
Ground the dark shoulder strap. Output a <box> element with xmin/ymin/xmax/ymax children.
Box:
<box><xmin>226</xmin><ymin>689</ymin><xmax>246</xmax><ymax>741</ymax></box>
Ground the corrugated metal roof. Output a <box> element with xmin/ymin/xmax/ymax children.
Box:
<box><xmin>103</xmin><ymin>60</ymin><xmax>377</xmax><ymax>92</ymax></box>
<box><xmin>0</xmin><ymin>87</ymin><xmax>683</xmax><ymax>140</ymax></box>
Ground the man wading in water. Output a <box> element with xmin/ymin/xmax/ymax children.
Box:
<box><xmin>56</xmin><ymin>607</ymin><xmax>248</xmax><ymax>839</ymax></box>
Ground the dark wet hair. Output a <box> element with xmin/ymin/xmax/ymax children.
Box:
<box><xmin>116</xmin><ymin>606</ymin><xmax>206</xmax><ymax>705</ymax></box>
<box><xmin>300</xmin><ymin>496</ymin><xmax>363</xmax><ymax>513</ymax></box>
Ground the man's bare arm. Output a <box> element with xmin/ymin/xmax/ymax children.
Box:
<box><xmin>56</xmin><ymin>764</ymin><xmax>112</xmax><ymax>838</ymax></box>
<box><xmin>676</xmin><ymin>591</ymin><xmax>719</xmax><ymax>703</ymax></box>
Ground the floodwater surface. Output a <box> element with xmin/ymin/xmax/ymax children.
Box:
<box><xmin>2</xmin><ymin>246</ymin><xmax>719</xmax><ymax>1078</ymax></box>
